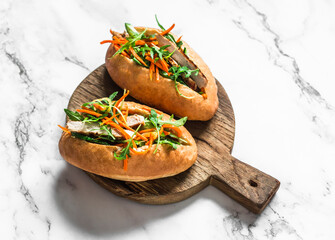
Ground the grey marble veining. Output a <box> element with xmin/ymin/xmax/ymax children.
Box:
<box><xmin>1</xmin><ymin>0</ymin><xmax>335</xmax><ymax>239</ymax></box>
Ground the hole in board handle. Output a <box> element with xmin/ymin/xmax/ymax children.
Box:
<box><xmin>248</xmin><ymin>179</ymin><xmax>258</xmax><ymax>187</ymax></box>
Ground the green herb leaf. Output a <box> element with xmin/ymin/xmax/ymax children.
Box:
<box><xmin>160</xmin><ymin>45</ymin><xmax>170</xmax><ymax>51</ymax></box>
<box><xmin>176</xmin><ymin>41</ymin><xmax>183</xmax><ymax>49</ymax></box>
<box><xmin>183</xmin><ymin>47</ymin><xmax>188</xmax><ymax>56</ymax></box>
<box><xmin>112</xmin><ymin>29</ymin><xmax>147</xmax><ymax>57</ymax></box>
<box><xmin>167</xmin><ymin>133</ymin><xmax>189</xmax><ymax>144</ymax></box>
<box><xmin>169</xmin><ymin>66</ymin><xmax>199</xmax><ymax>80</ymax></box>
<box><xmin>148</xmin><ymin>109</ymin><xmax>161</xmax><ymax>153</ymax></box>
<box><xmin>71</xmin><ymin>132</ymin><xmax>110</xmax><ymax>145</ymax></box>
<box><xmin>149</xmin><ymin>109</ymin><xmax>158</xmax><ymax>125</ymax></box>
<box><xmin>132</xmin><ymin>57</ymin><xmax>143</xmax><ymax>66</ymax></box>
<box><xmin>113</xmin><ymin>125</ymin><xmax>141</xmax><ymax>160</ymax></box>
<box><xmin>154</xmin><ymin>16</ymin><xmax>181</xmax><ymax>49</ymax></box>
<box><xmin>113</xmin><ymin>144</ymin><xmax>130</xmax><ymax>160</ymax></box>
<box><xmin>64</xmin><ymin>109</ymin><xmax>84</xmax><ymax>121</ymax></box>
<box><xmin>109</xmin><ymin>91</ymin><xmax>118</xmax><ymax>101</ymax></box>
<box><xmin>164</xmin><ymin>48</ymin><xmax>176</xmax><ymax>60</ymax></box>
<box><xmin>125</xmin><ymin>23</ymin><xmax>139</xmax><ymax>37</ymax></box>
<box><xmin>138</xmin><ymin>46</ymin><xmax>154</xmax><ymax>59</ymax></box>
<box><xmin>158</xmin><ymin>116</ymin><xmax>187</xmax><ymax>127</ymax></box>
<box><xmin>100</xmin><ymin>125</ymin><xmax>116</xmax><ymax>140</ymax></box>
<box><xmin>159</xmin><ymin>139</ymin><xmax>180</xmax><ymax>149</ymax></box>
<box><xmin>147</xmin><ymin>109</ymin><xmax>188</xmax><ymax>152</ymax></box>
<box><xmin>165</xmin><ymin>34</ymin><xmax>177</xmax><ymax>45</ymax></box>
<box><xmin>155</xmin><ymin>15</ymin><xmax>165</xmax><ymax>30</ymax></box>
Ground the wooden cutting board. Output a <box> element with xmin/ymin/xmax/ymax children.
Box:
<box><xmin>66</xmin><ymin>64</ymin><xmax>280</xmax><ymax>214</ymax></box>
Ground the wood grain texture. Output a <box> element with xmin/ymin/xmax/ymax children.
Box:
<box><xmin>66</xmin><ymin>64</ymin><xmax>280</xmax><ymax>214</ymax></box>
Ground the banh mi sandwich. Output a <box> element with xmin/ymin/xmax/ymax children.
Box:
<box><xmin>58</xmin><ymin>90</ymin><xmax>197</xmax><ymax>182</ymax></box>
<box><xmin>101</xmin><ymin>16</ymin><xmax>219</xmax><ymax>121</ymax></box>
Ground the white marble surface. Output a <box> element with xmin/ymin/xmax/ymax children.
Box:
<box><xmin>1</xmin><ymin>0</ymin><xmax>335</xmax><ymax>239</ymax></box>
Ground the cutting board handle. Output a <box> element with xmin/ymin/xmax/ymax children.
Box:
<box><xmin>210</xmin><ymin>153</ymin><xmax>280</xmax><ymax>214</ymax></box>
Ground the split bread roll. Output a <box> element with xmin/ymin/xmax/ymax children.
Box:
<box><xmin>59</xmin><ymin>101</ymin><xmax>198</xmax><ymax>182</ymax></box>
<box><xmin>105</xmin><ymin>26</ymin><xmax>219</xmax><ymax>121</ymax></box>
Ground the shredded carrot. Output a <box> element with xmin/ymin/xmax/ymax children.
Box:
<box><xmin>111</xmin><ymin>39</ymin><xmax>128</xmax><ymax>45</ymax></box>
<box><xmin>118</xmin><ymin>121</ymin><xmax>148</xmax><ymax>141</ymax></box>
<box><xmin>140</xmin><ymin>132</ymin><xmax>155</xmax><ymax>139</ymax></box>
<box><xmin>58</xmin><ymin>125</ymin><xmax>71</xmax><ymax>135</ymax></box>
<box><xmin>101</xmin><ymin>115</ymin><xmax>118</xmax><ymax>125</ymax></box>
<box><xmin>123</xmin><ymin>155</ymin><xmax>128</xmax><ymax>171</ymax></box>
<box><xmin>145</xmin><ymin>56</ymin><xmax>167</xmax><ymax>73</ymax></box>
<box><xmin>124</xmin><ymin>108</ymin><xmax>129</xmax><ymax>121</ymax></box>
<box><xmin>131</xmin><ymin>133</ymin><xmax>153</xmax><ymax>155</ymax></box>
<box><xmin>159</xmin><ymin>126</ymin><xmax>164</xmax><ymax>135</ymax></box>
<box><xmin>162</xmin><ymin>124</ymin><xmax>182</xmax><ymax>137</ymax></box>
<box><xmin>135</xmin><ymin>40</ymin><xmax>146</xmax><ymax>46</ymax></box>
<box><xmin>76</xmin><ymin>109</ymin><xmax>102</xmax><ymax>117</ymax></box>
<box><xmin>160</xmin><ymin>57</ymin><xmax>169</xmax><ymax>69</ymax></box>
<box><xmin>141</xmin><ymin>106</ymin><xmax>163</xmax><ymax>115</ymax></box>
<box><xmin>139</xmin><ymin>127</ymin><xmax>162</xmax><ymax>140</ymax></box>
<box><xmin>176</xmin><ymin>35</ymin><xmax>183</xmax><ymax>43</ymax></box>
<box><xmin>114</xmin><ymin>44</ymin><xmax>130</xmax><ymax>58</ymax></box>
<box><xmin>93</xmin><ymin>103</ymin><xmax>106</xmax><ymax>111</ymax></box>
<box><xmin>149</xmin><ymin>61</ymin><xmax>154</xmax><ymax>81</ymax></box>
<box><xmin>116</xmin><ymin>115</ymin><xmax>126</xmax><ymax>125</ymax></box>
<box><xmin>161</xmin><ymin>24</ymin><xmax>175</xmax><ymax>35</ymax></box>
<box><xmin>144</xmin><ymin>37</ymin><xmax>157</xmax><ymax>41</ymax></box>
<box><xmin>158</xmin><ymin>59</ymin><xmax>169</xmax><ymax>73</ymax></box>
<box><xmin>132</xmin><ymin>139</ymin><xmax>137</xmax><ymax>149</ymax></box>
<box><xmin>129</xmin><ymin>138</ymin><xmax>139</xmax><ymax>154</ymax></box>
<box><xmin>129</xmin><ymin>148</ymin><xmax>136</xmax><ymax>154</ymax></box>
<box><xmin>106</xmin><ymin>121</ymin><xmax>131</xmax><ymax>139</ymax></box>
<box><xmin>129</xmin><ymin>46</ymin><xmax>148</xmax><ymax>67</ymax></box>
<box><xmin>118</xmin><ymin>36</ymin><xmax>128</xmax><ymax>41</ymax></box>
<box><xmin>110</xmin><ymin>29</ymin><xmax>113</xmax><ymax>35</ymax></box>
<box><xmin>114</xmin><ymin>143</ymin><xmax>126</xmax><ymax>147</ymax></box>
<box><xmin>201</xmin><ymin>87</ymin><xmax>207</xmax><ymax>99</ymax></box>
<box><xmin>139</xmin><ymin>128</ymin><xmax>156</xmax><ymax>134</ymax></box>
<box><xmin>145</xmin><ymin>56</ymin><xmax>164</xmax><ymax>69</ymax></box>
<box><xmin>155</xmin><ymin>66</ymin><xmax>159</xmax><ymax>82</ymax></box>
<box><xmin>113</xmin><ymin>90</ymin><xmax>129</xmax><ymax>115</ymax></box>
<box><xmin>163</xmin><ymin>130</ymin><xmax>170</xmax><ymax>136</ymax></box>
<box><xmin>100</xmin><ymin>40</ymin><xmax>114</xmax><ymax>45</ymax></box>
<box><xmin>112</xmin><ymin>35</ymin><xmax>127</xmax><ymax>41</ymax></box>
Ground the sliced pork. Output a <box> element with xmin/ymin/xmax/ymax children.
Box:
<box><xmin>155</xmin><ymin>34</ymin><xmax>208</xmax><ymax>89</ymax></box>
<box><xmin>67</xmin><ymin>114</ymin><xmax>144</xmax><ymax>139</ymax></box>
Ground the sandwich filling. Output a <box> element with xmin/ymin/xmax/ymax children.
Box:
<box><xmin>101</xmin><ymin>15</ymin><xmax>208</xmax><ymax>99</ymax></box>
<box><xmin>58</xmin><ymin>90</ymin><xmax>189</xmax><ymax>170</ymax></box>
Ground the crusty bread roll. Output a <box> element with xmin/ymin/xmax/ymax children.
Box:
<box><xmin>105</xmin><ymin>27</ymin><xmax>219</xmax><ymax>121</ymax></box>
<box><xmin>59</xmin><ymin>101</ymin><xmax>198</xmax><ymax>182</ymax></box>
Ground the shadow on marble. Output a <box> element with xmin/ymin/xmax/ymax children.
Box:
<box><xmin>54</xmin><ymin>164</ymin><xmax>259</xmax><ymax>236</ymax></box>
